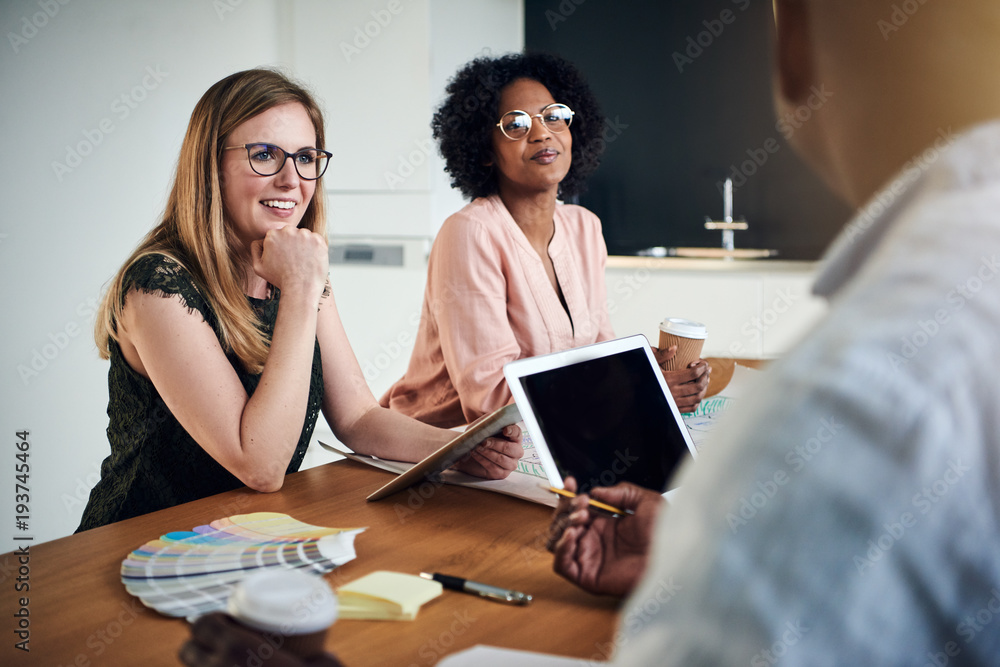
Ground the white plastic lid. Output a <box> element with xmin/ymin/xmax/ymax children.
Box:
<box><xmin>658</xmin><ymin>318</ymin><xmax>707</xmax><ymax>339</ymax></box>
<box><xmin>227</xmin><ymin>570</ymin><xmax>338</xmax><ymax>635</ymax></box>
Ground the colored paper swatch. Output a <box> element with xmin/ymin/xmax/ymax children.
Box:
<box><xmin>121</xmin><ymin>512</ymin><xmax>364</xmax><ymax>619</ymax></box>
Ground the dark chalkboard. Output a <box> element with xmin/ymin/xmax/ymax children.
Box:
<box><xmin>525</xmin><ymin>0</ymin><xmax>852</xmax><ymax>260</ymax></box>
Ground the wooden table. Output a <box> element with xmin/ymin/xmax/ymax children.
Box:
<box><xmin>2</xmin><ymin>460</ymin><xmax>619</xmax><ymax>666</ymax></box>
<box><xmin>704</xmin><ymin>357</ymin><xmax>767</xmax><ymax>397</ymax></box>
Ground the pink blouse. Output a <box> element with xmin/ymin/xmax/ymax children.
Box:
<box><xmin>380</xmin><ymin>195</ymin><xmax>615</xmax><ymax>427</ymax></box>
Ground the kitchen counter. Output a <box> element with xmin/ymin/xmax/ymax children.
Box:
<box><xmin>607</xmin><ymin>255</ymin><xmax>819</xmax><ymax>273</ymax></box>
<box><xmin>604</xmin><ymin>256</ymin><xmax>825</xmax><ymax>359</ymax></box>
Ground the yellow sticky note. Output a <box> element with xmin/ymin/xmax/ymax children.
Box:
<box><xmin>337</xmin><ymin>571</ymin><xmax>442</xmax><ymax>621</ymax></box>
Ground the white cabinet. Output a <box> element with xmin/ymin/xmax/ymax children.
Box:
<box><xmin>290</xmin><ymin>0</ymin><xmax>432</xmax><ymax>239</ymax></box>
<box><xmin>290</xmin><ymin>0</ymin><xmax>523</xmax><ymax>239</ymax></box>
<box><xmin>605</xmin><ymin>258</ymin><xmax>827</xmax><ymax>358</ymax></box>
<box><xmin>291</xmin><ymin>0</ymin><xmax>432</xmax><ymax>193</ymax></box>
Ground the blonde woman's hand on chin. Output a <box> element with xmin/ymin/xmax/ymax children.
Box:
<box><xmin>251</xmin><ymin>226</ymin><xmax>328</xmax><ymax>301</ymax></box>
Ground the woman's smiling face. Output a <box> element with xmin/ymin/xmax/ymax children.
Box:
<box><xmin>491</xmin><ymin>78</ymin><xmax>573</xmax><ymax>198</ymax></box>
<box><xmin>221</xmin><ymin>102</ymin><xmax>318</xmax><ymax>252</ymax></box>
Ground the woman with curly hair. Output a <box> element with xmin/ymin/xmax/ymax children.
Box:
<box><xmin>76</xmin><ymin>69</ymin><xmax>521</xmax><ymax>531</ymax></box>
<box><xmin>381</xmin><ymin>53</ymin><xmax>709</xmax><ymax>428</ymax></box>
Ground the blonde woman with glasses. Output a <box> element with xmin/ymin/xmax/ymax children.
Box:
<box><xmin>77</xmin><ymin>69</ymin><xmax>521</xmax><ymax>532</ymax></box>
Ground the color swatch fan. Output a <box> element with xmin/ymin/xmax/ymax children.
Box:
<box><xmin>121</xmin><ymin>512</ymin><xmax>364</xmax><ymax>619</ymax></box>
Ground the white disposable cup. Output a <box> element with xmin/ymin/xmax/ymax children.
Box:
<box><xmin>227</xmin><ymin>569</ymin><xmax>338</xmax><ymax>659</ymax></box>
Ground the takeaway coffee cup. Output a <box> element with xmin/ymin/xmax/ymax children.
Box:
<box><xmin>658</xmin><ymin>318</ymin><xmax>707</xmax><ymax>371</ymax></box>
<box><xmin>227</xmin><ymin>569</ymin><xmax>338</xmax><ymax>659</ymax></box>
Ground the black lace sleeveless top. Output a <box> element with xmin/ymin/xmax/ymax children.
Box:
<box><xmin>76</xmin><ymin>254</ymin><xmax>323</xmax><ymax>532</ymax></box>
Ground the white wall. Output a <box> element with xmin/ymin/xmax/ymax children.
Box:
<box><xmin>311</xmin><ymin>0</ymin><xmax>525</xmax><ymax>466</ymax></box>
<box><xmin>0</xmin><ymin>0</ymin><xmax>522</xmax><ymax>549</ymax></box>
<box><xmin>328</xmin><ymin>0</ymin><xmax>524</xmax><ymax>394</ymax></box>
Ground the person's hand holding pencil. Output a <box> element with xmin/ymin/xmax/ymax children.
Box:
<box><xmin>546</xmin><ymin>486</ymin><xmax>635</xmax><ymax>518</ymax></box>
<box><xmin>546</xmin><ymin>476</ymin><xmax>665</xmax><ymax>597</ymax></box>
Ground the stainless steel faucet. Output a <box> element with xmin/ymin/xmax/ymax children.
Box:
<box><xmin>704</xmin><ymin>178</ymin><xmax>748</xmax><ymax>251</ymax></box>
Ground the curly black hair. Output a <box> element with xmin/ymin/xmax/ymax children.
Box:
<box><xmin>432</xmin><ymin>52</ymin><xmax>606</xmax><ymax>201</ymax></box>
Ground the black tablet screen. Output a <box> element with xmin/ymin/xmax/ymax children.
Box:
<box><xmin>518</xmin><ymin>348</ymin><xmax>692</xmax><ymax>493</ymax></box>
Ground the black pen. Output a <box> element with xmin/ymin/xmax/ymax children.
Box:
<box><xmin>420</xmin><ymin>572</ymin><xmax>532</xmax><ymax>605</ymax></box>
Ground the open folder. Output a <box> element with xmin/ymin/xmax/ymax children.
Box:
<box><xmin>363</xmin><ymin>403</ymin><xmax>521</xmax><ymax>501</ymax></box>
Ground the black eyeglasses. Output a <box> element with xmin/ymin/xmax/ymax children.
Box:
<box><xmin>495</xmin><ymin>103</ymin><xmax>575</xmax><ymax>140</ymax></box>
<box><xmin>224</xmin><ymin>143</ymin><xmax>332</xmax><ymax>180</ymax></box>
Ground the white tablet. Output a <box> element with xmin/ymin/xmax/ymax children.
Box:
<box><xmin>504</xmin><ymin>335</ymin><xmax>697</xmax><ymax>495</ymax></box>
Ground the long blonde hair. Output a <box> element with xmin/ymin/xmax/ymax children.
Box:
<box><xmin>95</xmin><ymin>68</ymin><xmax>328</xmax><ymax>374</ymax></box>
